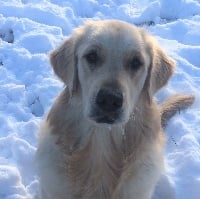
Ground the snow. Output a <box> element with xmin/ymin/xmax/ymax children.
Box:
<box><xmin>0</xmin><ymin>0</ymin><xmax>199</xmax><ymax>198</ymax></box>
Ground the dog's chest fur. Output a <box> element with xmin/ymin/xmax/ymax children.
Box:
<box><xmin>60</xmin><ymin>125</ymin><xmax>125</xmax><ymax>199</ymax></box>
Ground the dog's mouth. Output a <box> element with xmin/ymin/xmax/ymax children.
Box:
<box><xmin>92</xmin><ymin>115</ymin><xmax>116</xmax><ymax>124</ymax></box>
<box><xmin>89</xmin><ymin>107</ymin><xmax>122</xmax><ymax>125</ymax></box>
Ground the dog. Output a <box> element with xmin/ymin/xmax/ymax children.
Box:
<box><xmin>36</xmin><ymin>20</ymin><xmax>194</xmax><ymax>199</ymax></box>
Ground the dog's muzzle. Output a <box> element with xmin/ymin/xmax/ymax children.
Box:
<box><xmin>91</xmin><ymin>86</ymin><xmax>123</xmax><ymax>124</ymax></box>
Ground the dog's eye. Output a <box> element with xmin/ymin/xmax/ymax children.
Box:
<box><xmin>130</xmin><ymin>56</ymin><xmax>143</xmax><ymax>71</ymax></box>
<box><xmin>85</xmin><ymin>50</ymin><xmax>98</xmax><ymax>64</ymax></box>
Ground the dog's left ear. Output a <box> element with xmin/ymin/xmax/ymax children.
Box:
<box><xmin>145</xmin><ymin>45</ymin><xmax>176</xmax><ymax>103</ymax></box>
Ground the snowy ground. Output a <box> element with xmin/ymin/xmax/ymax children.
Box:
<box><xmin>0</xmin><ymin>0</ymin><xmax>200</xmax><ymax>199</ymax></box>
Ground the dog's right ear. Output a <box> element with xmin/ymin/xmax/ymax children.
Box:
<box><xmin>50</xmin><ymin>36</ymin><xmax>79</xmax><ymax>95</ymax></box>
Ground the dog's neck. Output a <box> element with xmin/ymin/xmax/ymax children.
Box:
<box><xmin>47</xmin><ymin>88</ymin><xmax>161</xmax><ymax>198</ymax></box>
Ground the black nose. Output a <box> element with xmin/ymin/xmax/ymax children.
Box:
<box><xmin>96</xmin><ymin>88</ymin><xmax>123</xmax><ymax>112</ymax></box>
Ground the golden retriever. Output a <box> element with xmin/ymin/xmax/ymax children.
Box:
<box><xmin>36</xmin><ymin>20</ymin><xmax>194</xmax><ymax>199</ymax></box>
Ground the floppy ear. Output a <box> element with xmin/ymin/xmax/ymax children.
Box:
<box><xmin>50</xmin><ymin>36</ymin><xmax>79</xmax><ymax>96</ymax></box>
<box><xmin>145</xmin><ymin>45</ymin><xmax>175</xmax><ymax>103</ymax></box>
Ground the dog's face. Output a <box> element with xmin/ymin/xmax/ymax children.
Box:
<box><xmin>50</xmin><ymin>20</ymin><xmax>175</xmax><ymax>125</ymax></box>
<box><xmin>76</xmin><ymin>22</ymin><xmax>151</xmax><ymax>124</ymax></box>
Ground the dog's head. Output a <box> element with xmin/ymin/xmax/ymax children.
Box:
<box><xmin>50</xmin><ymin>20</ymin><xmax>175</xmax><ymax>125</ymax></box>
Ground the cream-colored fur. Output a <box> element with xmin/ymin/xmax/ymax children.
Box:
<box><xmin>36</xmin><ymin>20</ymin><xmax>185</xmax><ymax>199</ymax></box>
